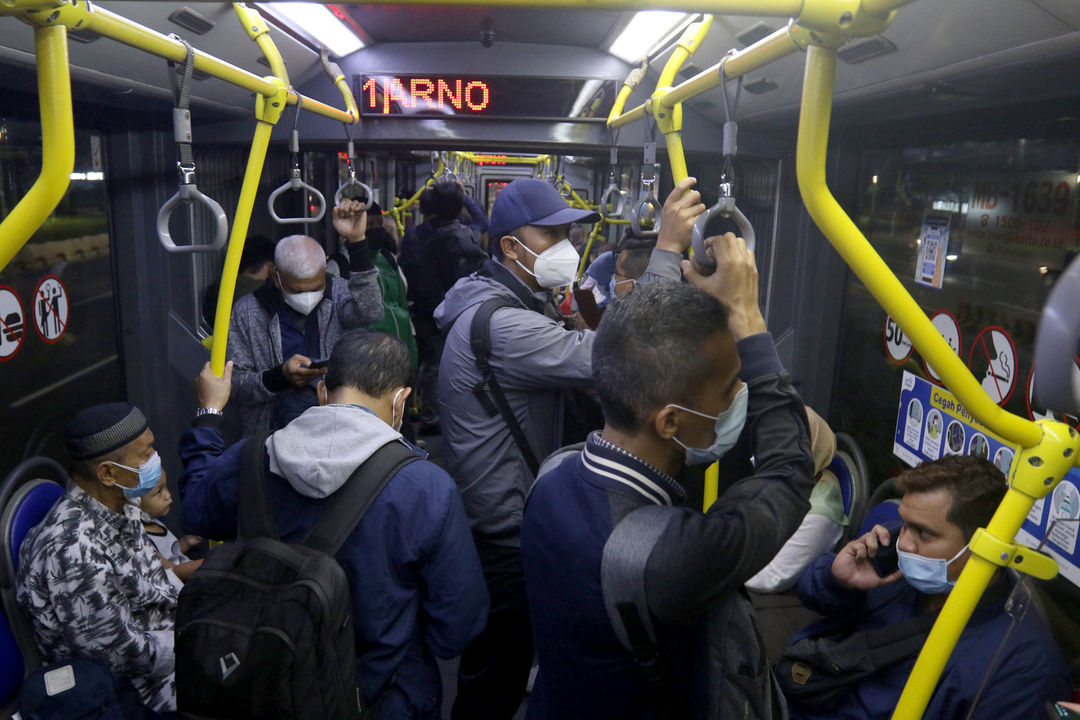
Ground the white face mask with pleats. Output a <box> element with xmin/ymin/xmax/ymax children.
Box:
<box><xmin>277</xmin><ymin>272</ymin><xmax>323</xmax><ymax>315</ymax></box>
<box><xmin>512</xmin><ymin>237</ymin><xmax>579</xmax><ymax>289</ymax></box>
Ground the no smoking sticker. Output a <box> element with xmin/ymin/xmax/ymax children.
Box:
<box><xmin>0</xmin><ymin>286</ymin><xmax>25</xmax><ymax>361</ymax></box>
<box><xmin>922</xmin><ymin>310</ymin><xmax>962</xmax><ymax>385</ymax></box>
<box><xmin>884</xmin><ymin>315</ymin><xmax>913</xmax><ymax>365</ymax></box>
<box><xmin>967</xmin><ymin>325</ymin><xmax>1017</xmax><ymax>406</ymax></box>
<box><xmin>32</xmin><ymin>275</ymin><xmax>69</xmax><ymax>344</ymax></box>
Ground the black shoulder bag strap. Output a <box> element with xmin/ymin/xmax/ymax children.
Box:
<box><xmin>601</xmin><ymin>505</ymin><xmax>683</xmax><ymax>720</ymax></box>
<box><xmin>469</xmin><ymin>297</ymin><xmax>541</xmax><ymax>476</ymax></box>
<box><xmin>302</xmin><ymin>440</ymin><xmax>420</xmax><ymax>556</ymax></box>
<box><xmin>239</xmin><ymin>430</ymin><xmax>278</xmax><ymax>540</ymax></box>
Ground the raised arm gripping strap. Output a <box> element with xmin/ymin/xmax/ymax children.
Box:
<box><xmin>469</xmin><ymin>297</ymin><xmax>541</xmax><ymax>476</ymax></box>
<box><xmin>601</xmin><ymin>505</ymin><xmax>682</xmax><ymax>719</ymax></box>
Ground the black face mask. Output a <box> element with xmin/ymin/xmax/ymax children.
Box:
<box><xmin>366</xmin><ymin>227</ymin><xmax>395</xmax><ymax>254</ymax></box>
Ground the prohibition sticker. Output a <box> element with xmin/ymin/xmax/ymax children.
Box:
<box><xmin>921</xmin><ymin>310</ymin><xmax>961</xmax><ymax>384</ymax></box>
<box><xmin>967</xmin><ymin>325</ymin><xmax>1017</xmax><ymax>406</ymax></box>
<box><xmin>32</xmin><ymin>275</ymin><xmax>69</xmax><ymax>343</ymax></box>
<box><xmin>1026</xmin><ymin>361</ymin><xmax>1080</xmax><ymax>428</ymax></box>
<box><xmin>0</xmin><ymin>286</ymin><xmax>26</xmax><ymax>360</ymax></box>
<box><xmin>884</xmin><ymin>315</ymin><xmax>913</xmax><ymax>365</ymax></box>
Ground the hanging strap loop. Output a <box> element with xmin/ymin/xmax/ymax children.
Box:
<box><xmin>334</xmin><ymin>123</ymin><xmax>373</xmax><ymax>207</ymax></box>
<box><xmin>692</xmin><ymin>52</ymin><xmax>754</xmax><ymax>268</ymax></box>
<box><xmin>156</xmin><ymin>35</ymin><xmax>228</xmax><ymax>254</ymax></box>
<box><xmin>268</xmin><ymin>106</ymin><xmax>328</xmax><ymax>224</ymax></box>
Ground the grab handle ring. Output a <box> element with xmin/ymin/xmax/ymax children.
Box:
<box><xmin>156</xmin><ymin>164</ymin><xmax>228</xmax><ymax>254</ymax></box>
<box><xmin>691</xmin><ymin>184</ymin><xmax>755</xmax><ymax>271</ymax></box>
<box><xmin>1033</xmin><ymin>253</ymin><xmax>1080</xmax><ymax>416</ymax></box>
<box><xmin>269</xmin><ymin>170</ymin><xmax>327</xmax><ymax>224</ymax></box>
<box><xmin>600</xmin><ymin>183</ymin><xmax>626</xmax><ymax>219</ymax></box>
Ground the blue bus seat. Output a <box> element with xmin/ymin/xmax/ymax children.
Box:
<box><xmin>0</xmin><ymin>602</ymin><xmax>24</xmax><ymax>714</ymax></box>
<box><xmin>859</xmin><ymin>499</ymin><xmax>902</xmax><ymax>536</ymax></box>
<box><xmin>0</xmin><ymin>458</ymin><xmax>69</xmax><ymax>681</ymax></box>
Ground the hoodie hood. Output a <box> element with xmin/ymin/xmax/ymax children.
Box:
<box><xmin>433</xmin><ymin>259</ymin><xmax>539</xmax><ymax>334</ymax></box>
<box><xmin>267</xmin><ymin>404</ymin><xmax>401</xmax><ymax>498</ymax></box>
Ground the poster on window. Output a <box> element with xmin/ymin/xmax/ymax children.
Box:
<box><xmin>914</xmin><ymin>214</ymin><xmax>950</xmax><ymax>289</ymax></box>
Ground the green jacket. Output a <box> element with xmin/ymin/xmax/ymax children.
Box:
<box><xmin>370</xmin><ymin>249</ymin><xmax>419</xmax><ymax>369</ymax></box>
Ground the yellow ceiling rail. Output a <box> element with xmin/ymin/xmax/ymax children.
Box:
<box><xmin>0</xmin><ymin>22</ymin><xmax>73</xmax><ymax>272</ymax></box>
<box><xmin>330</xmin><ymin>0</ymin><xmax>803</xmax><ymax>11</ymax></box>
<box><xmin>0</xmin><ymin>0</ymin><xmax>357</xmax><ymax>125</ymax></box>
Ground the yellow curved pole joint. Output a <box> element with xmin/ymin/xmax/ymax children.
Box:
<box><xmin>0</xmin><ymin>24</ymin><xmax>74</xmax><ymax>273</ymax></box>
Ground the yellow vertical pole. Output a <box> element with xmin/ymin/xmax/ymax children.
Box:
<box><xmin>208</xmin><ymin>119</ymin><xmax>275</xmax><ymax>375</ymax></box>
<box><xmin>0</xmin><ymin>24</ymin><xmax>74</xmax><ymax>272</ymax></box>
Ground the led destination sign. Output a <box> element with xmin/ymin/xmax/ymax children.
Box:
<box><xmin>355</xmin><ymin>75</ymin><xmax>617</xmax><ymax>119</ymax></box>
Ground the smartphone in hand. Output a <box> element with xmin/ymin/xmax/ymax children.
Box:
<box><xmin>303</xmin><ymin>358</ymin><xmax>329</xmax><ymax>370</ymax></box>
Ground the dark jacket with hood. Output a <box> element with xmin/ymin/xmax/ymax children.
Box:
<box><xmin>521</xmin><ymin>333</ymin><xmax>815</xmax><ymax>719</ymax></box>
<box><xmin>433</xmin><ymin>259</ymin><xmax>594</xmax><ymax>543</ymax></box>
<box><xmin>226</xmin><ymin>247</ymin><xmax>382</xmax><ymax>436</ymax></box>
<box><xmin>178</xmin><ymin>406</ymin><xmax>489</xmax><ymax>719</ymax></box>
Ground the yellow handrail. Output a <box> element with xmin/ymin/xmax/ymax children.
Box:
<box><xmin>0</xmin><ymin>23</ymin><xmax>74</xmax><ymax>272</ymax></box>
<box><xmin>792</xmin><ymin>43</ymin><xmax>1076</xmax><ymax>720</ymax></box>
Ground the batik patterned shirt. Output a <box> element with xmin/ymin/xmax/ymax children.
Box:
<box><xmin>16</xmin><ymin>484</ymin><xmax>178</xmax><ymax>711</ymax></box>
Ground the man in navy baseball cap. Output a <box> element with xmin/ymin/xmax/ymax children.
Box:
<box><xmin>431</xmin><ymin>178</ymin><xmax>598</xmax><ymax>718</ymax></box>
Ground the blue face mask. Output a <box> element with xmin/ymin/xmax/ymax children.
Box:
<box><xmin>608</xmin><ymin>275</ymin><xmax>633</xmax><ymax>297</ymax></box>
<box><xmin>107</xmin><ymin>451</ymin><xmax>162</xmax><ymax>500</ymax></box>
<box><xmin>668</xmin><ymin>384</ymin><xmax>749</xmax><ymax>466</ymax></box>
<box><xmin>897</xmin><ymin>544</ymin><xmax>968</xmax><ymax>594</ymax></box>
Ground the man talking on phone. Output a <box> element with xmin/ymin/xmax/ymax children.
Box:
<box><xmin>227</xmin><ymin>199</ymin><xmax>383</xmax><ymax>434</ymax></box>
<box><xmin>783</xmin><ymin>455</ymin><xmax>1069</xmax><ymax>720</ymax></box>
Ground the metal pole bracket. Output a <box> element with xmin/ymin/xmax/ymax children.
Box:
<box><xmin>1008</xmin><ymin>420</ymin><xmax>1080</xmax><ymax>500</ymax></box>
<box><xmin>968</xmin><ymin>528</ymin><xmax>1058</xmax><ymax>581</ymax></box>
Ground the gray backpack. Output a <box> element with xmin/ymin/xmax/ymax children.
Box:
<box><xmin>601</xmin><ymin>505</ymin><xmax>789</xmax><ymax>720</ymax></box>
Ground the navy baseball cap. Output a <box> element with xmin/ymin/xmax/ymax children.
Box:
<box><xmin>489</xmin><ymin>179</ymin><xmax>600</xmax><ymax>241</ymax></box>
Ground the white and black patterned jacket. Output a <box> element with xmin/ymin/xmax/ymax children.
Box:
<box><xmin>16</xmin><ymin>484</ymin><xmax>178</xmax><ymax>712</ymax></box>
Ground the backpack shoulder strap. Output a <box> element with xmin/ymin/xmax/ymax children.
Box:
<box><xmin>302</xmin><ymin>440</ymin><xmax>420</xmax><ymax>556</ymax></box>
<box><xmin>239</xmin><ymin>430</ymin><xmax>279</xmax><ymax>540</ymax></box>
<box><xmin>469</xmin><ymin>297</ymin><xmax>541</xmax><ymax>476</ymax></box>
<box><xmin>601</xmin><ymin>505</ymin><xmax>682</xmax><ymax>719</ymax></box>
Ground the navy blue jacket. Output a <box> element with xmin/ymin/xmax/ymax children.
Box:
<box><xmin>522</xmin><ymin>333</ymin><xmax>815</xmax><ymax>719</ymax></box>
<box><xmin>179</xmin><ymin>414</ymin><xmax>489</xmax><ymax>719</ymax></box>
<box><xmin>790</xmin><ymin>552</ymin><xmax>1070</xmax><ymax>720</ymax></box>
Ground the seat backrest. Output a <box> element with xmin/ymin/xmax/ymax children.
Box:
<box><xmin>828</xmin><ymin>453</ymin><xmax>856</xmax><ymax>518</ymax></box>
<box><xmin>0</xmin><ymin>603</ymin><xmax>24</xmax><ymax>711</ymax></box>
<box><xmin>859</xmin><ymin>499</ymin><xmax>902</xmax><ymax>536</ymax></box>
<box><xmin>2</xmin><ymin>480</ymin><xmax>65</xmax><ymax>586</ymax></box>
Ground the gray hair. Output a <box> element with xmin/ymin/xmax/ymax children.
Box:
<box><xmin>274</xmin><ymin>235</ymin><xmax>326</xmax><ymax>279</ymax></box>
<box><xmin>593</xmin><ymin>283</ymin><xmax>730</xmax><ymax>432</ymax></box>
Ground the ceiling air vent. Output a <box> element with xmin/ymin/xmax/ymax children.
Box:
<box><xmin>168</xmin><ymin>7</ymin><xmax>216</xmax><ymax>36</ymax></box>
<box><xmin>838</xmin><ymin>36</ymin><xmax>897</xmax><ymax>64</ymax></box>
<box><xmin>744</xmin><ymin>76</ymin><xmax>778</xmax><ymax>95</ymax></box>
<box><xmin>735</xmin><ymin>22</ymin><xmax>775</xmax><ymax>47</ymax></box>
<box><xmin>68</xmin><ymin>29</ymin><xmax>102</xmax><ymax>44</ymax></box>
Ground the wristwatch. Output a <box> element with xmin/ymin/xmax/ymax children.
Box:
<box><xmin>195</xmin><ymin>407</ymin><xmax>223</xmax><ymax>418</ymax></box>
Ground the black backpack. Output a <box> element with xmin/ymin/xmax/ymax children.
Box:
<box><xmin>175</xmin><ymin>432</ymin><xmax>419</xmax><ymax>719</ymax></box>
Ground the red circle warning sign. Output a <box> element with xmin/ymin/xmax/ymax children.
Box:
<box><xmin>32</xmin><ymin>275</ymin><xmax>69</xmax><ymax>344</ymax></box>
<box><xmin>967</xmin><ymin>325</ymin><xmax>1017</xmax><ymax>407</ymax></box>
<box><xmin>884</xmin><ymin>315</ymin><xmax>913</xmax><ymax>365</ymax></box>
<box><xmin>0</xmin><ymin>286</ymin><xmax>26</xmax><ymax>361</ymax></box>
<box><xmin>921</xmin><ymin>310</ymin><xmax>962</xmax><ymax>386</ymax></box>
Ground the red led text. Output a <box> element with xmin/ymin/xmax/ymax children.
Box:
<box><xmin>362</xmin><ymin>77</ymin><xmax>491</xmax><ymax>115</ymax></box>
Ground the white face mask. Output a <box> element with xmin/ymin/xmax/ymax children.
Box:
<box><xmin>512</xmin><ymin>237</ymin><xmax>580</xmax><ymax>289</ymax></box>
<box><xmin>390</xmin><ymin>387</ymin><xmax>406</xmax><ymax>432</ymax></box>
<box><xmin>277</xmin><ymin>272</ymin><xmax>323</xmax><ymax>315</ymax></box>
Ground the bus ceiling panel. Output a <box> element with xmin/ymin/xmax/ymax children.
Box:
<box><xmin>337</xmin><ymin>41</ymin><xmax>630</xmax><ymax>81</ymax></box>
<box><xmin>340</xmin><ymin>5</ymin><xmax>625</xmax><ymax>47</ymax></box>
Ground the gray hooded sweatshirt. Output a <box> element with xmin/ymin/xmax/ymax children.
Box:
<box><xmin>266</xmin><ymin>403</ymin><xmax>401</xmax><ymax>497</ymax></box>
<box><xmin>434</xmin><ymin>262</ymin><xmax>595</xmax><ymax>544</ymax></box>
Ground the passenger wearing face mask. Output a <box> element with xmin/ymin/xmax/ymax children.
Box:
<box><xmin>179</xmin><ymin>330</ymin><xmax>488</xmax><ymax>719</ymax></box>
<box><xmin>17</xmin><ymin>403</ymin><xmax>180</xmax><ymax>713</ymax></box>
<box><xmin>786</xmin><ymin>454</ymin><xmax>1069</xmax><ymax>720</ymax></box>
<box><xmin>226</xmin><ymin>199</ymin><xmax>383</xmax><ymax>435</ymax></box>
<box><xmin>433</xmin><ymin>178</ymin><xmax>601</xmax><ymax>719</ymax></box>
<box><xmin>521</xmin><ymin>236</ymin><xmax>815</xmax><ymax>719</ymax></box>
